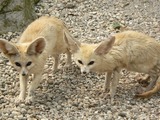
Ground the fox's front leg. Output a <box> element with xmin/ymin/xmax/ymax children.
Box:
<box><xmin>53</xmin><ymin>54</ymin><xmax>59</xmax><ymax>72</ymax></box>
<box><xmin>26</xmin><ymin>71</ymin><xmax>43</xmax><ymax>103</ymax></box>
<box><xmin>110</xmin><ymin>69</ymin><xmax>121</xmax><ymax>103</ymax></box>
<box><xmin>65</xmin><ymin>50</ymin><xmax>72</xmax><ymax>67</ymax></box>
<box><xmin>104</xmin><ymin>72</ymin><xmax>112</xmax><ymax>92</ymax></box>
<box><xmin>16</xmin><ymin>74</ymin><xmax>28</xmax><ymax>103</ymax></box>
<box><xmin>63</xmin><ymin>50</ymin><xmax>72</xmax><ymax>72</ymax></box>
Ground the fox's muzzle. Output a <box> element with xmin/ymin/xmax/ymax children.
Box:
<box><xmin>81</xmin><ymin>66</ymin><xmax>90</xmax><ymax>74</ymax></box>
<box><xmin>22</xmin><ymin>73</ymin><xmax>26</xmax><ymax>76</ymax></box>
<box><xmin>82</xmin><ymin>71</ymin><xmax>87</xmax><ymax>74</ymax></box>
<box><xmin>21</xmin><ymin>69</ymin><xmax>28</xmax><ymax>76</ymax></box>
<box><xmin>22</xmin><ymin>72</ymin><xmax>26</xmax><ymax>76</ymax></box>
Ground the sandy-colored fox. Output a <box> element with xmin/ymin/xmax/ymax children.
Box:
<box><xmin>0</xmin><ymin>16</ymin><xmax>74</xmax><ymax>103</ymax></box>
<box><xmin>65</xmin><ymin>31</ymin><xmax>160</xmax><ymax>101</ymax></box>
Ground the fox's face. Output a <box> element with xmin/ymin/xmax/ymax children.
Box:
<box><xmin>73</xmin><ymin>44</ymin><xmax>98</xmax><ymax>74</ymax></box>
<box><xmin>0</xmin><ymin>37</ymin><xmax>46</xmax><ymax>76</ymax></box>
<box><xmin>9</xmin><ymin>49</ymin><xmax>35</xmax><ymax>76</ymax></box>
<box><xmin>64</xmin><ymin>33</ymin><xmax>115</xmax><ymax>74</ymax></box>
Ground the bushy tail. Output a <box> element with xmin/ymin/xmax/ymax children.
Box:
<box><xmin>135</xmin><ymin>82</ymin><xmax>160</xmax><ymax>98</ymax></box>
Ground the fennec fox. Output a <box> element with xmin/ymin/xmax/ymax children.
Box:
<box><xmin>0</xmin><ymin>16</ymin><xmax>74</xmax><ymax>103</ymax></box>
<box><xmin>65</xmin><ymin>31</ymin><xmax>160</xmax><ymax>101</ymax></box>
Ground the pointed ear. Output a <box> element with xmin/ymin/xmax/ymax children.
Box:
<box><xmin>64</xmin><ymin>31</ymin><xmax>81</xmax><ymax>53</ymax></box>
<box><xmin>94</xmin><ymin>36</ymin><xmax>115</xmax><ymax>55</ymax></box>
<box><xmin>0</xmin><ymin>39</ymin><xmax>19</xmax><ymax>56</ymax></box>
<box><xmin>27</xmin><ymin>37</ymin><xmax>46</xmax><ymax>55</ymax></box>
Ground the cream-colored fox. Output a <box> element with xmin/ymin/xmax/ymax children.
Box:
<box><xmin>65</xmin><ymin>31</ymin><xmax>160</xmax><ymax>101</ymax></box>
<box><xmin>0</xmin><ymin>16</ymin><xmax>74</xmax><ymax>103</ymax></box>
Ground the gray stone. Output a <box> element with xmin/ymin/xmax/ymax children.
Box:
<box><xmin>0</xmin><ymin>0</ymin><xmax>40</xmax><ymax>34</ymax></box>
<box><xmin>118</xmin><ymin>112</ymin><xmax>127</xmax><ymax>117</ymax></box>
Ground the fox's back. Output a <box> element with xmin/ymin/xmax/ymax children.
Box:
<box><xmin>113</xmin><ymin>31</ymin><xmax>160</xmax><ymax>72</ymax></box>
<box><xmin>19</xmin><ymin>16</ymin><xmax>65</xmax><ymax>43</ymax></box>
<box><xmin>114</xmin><ymin>31</ymin><xmax>155</xmax><ymax>45</ymax></box>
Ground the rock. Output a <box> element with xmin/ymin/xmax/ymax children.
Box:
<box><xmin>0</xmin><ymin>0</ymin><xmax>40</xmax><ymax>34</ymax></box>
<box><xmin>112</xmin><ymin>22</ymin><xmax>122</xmax><ymax>30</ymax></box>
<box><xmin>65</xmin><ymin>3</ymin><xmax>76</xmax><ymax>9</ymax></box>
<box><xmin>118</xmin><ymin>112</ymin><xmax>127</xmax><ymax>117</ymax></box>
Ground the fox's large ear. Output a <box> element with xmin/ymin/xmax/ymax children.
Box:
<box><xmin>64</xmin><ymin>31</ymin><xmax>81</xmax><ymax>53</ymax></box>
<box><xmin>27</xmin><ymin>37</ymin><xmax>46</xmax><ymax>55</ymax></box>
<box><xmin>94</xmin><ymin>36</ymin><xmax>115</xmax><ymax>55</ymax></box>
<box><xmin>0</xmin><ymin>39</ymin><xmax>19</xmax><ymax>56</ymax></box>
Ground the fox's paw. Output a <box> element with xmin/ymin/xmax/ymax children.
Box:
<box><xmin>135</xmin><ymin>86</ymin><xmax>146</xmax><ymax>95</ymax></box>
<box><xmin>135</xmin><ymin>74</ymin><xmax>150</xmax><ymax>87</ymax></box>
<box><xmin>64</xmin><ymin>64</ymin><xmax>70</xmax><ymax>69</ymax></box>
<box><xmin>53</xmin><ymin>67</ymin><xmax>61</xmax><ymax>73</ymax></box>
<box><xmin>53</xmin><ymin>69</ymin><xmax>58</xmax><ymax>73</ymax></box>
<box><xmin>25</xmin><ymin>96</ymin><xmax>34</xmax><ymax>104</ymax></box>
<box><xmin>65</xmin><ymin>62</ymin><xmax>71</xmax><ymax>68</ymax></box>
<box><xmin>110</xmin><ymin>98</ymin><xmax>115</xmax><ymax>105</ymax></box>
<box><xmin>15</xmin><ymin>96</ymin><xmax>25</xmax><ymax>104</ymax></box>
<box><xmin>103</xmin><ymin>87</ymin><xmax>110</xmax><ymax>93</ymax></box>
<box><xmin>101</xmin><ymin>93</ymin><xmax>116</xmax><ymax>105</ymax></box>
<box><xmin>62</xmin><ymin>64</ymin><xmax>71</xmax><ymax>72</ymax></box>
<box><xmin>100</xmin><ymin>92</ymin><xmax>111</xmax><ymax>99</ymax></box>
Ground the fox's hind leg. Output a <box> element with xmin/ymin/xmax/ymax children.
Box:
<box><xmin>136</xmin><ymin>75</ymin><xmax>158</xmax><ymax>95</ymax></box>
<box><xmin>144</xmin><ymin>75</ymin><xmax>158</xmax><ymax>91</ymax></box>
<box><xmin>135</xmin><ymin>74</ymin><xmax>150</xmax><ymax>87</ymax></box>
<box><xmin>135</xmin><ymin>76</ymin><xmax>160</xmax><ymax>98</ymax></box>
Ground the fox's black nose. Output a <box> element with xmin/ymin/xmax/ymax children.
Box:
<box><xmin>22</xmin><ymin>73</ymin><xmax>26</xmax><ymax>76</ymax></box>
<box><xmin>82</xmin><ymin>71</ymin><xmax>86</xmax><ymax>74</ymax></box>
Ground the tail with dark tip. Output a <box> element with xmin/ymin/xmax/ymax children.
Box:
<box><xmin>135</xmin><ymin>82</ymin><xmax>160</xmax><ymax>98</ymax></box>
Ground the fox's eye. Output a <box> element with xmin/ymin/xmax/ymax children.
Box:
<box><xmin>88</xmin><ymin>61</ymin><xmax>95</xmax><ymax>65</ymax></box>
<box><xmin>15</xmin><ymin>62</ymin><xmax>21</xmax><ymax>67</ymax></box>
<box><xmin>26</xmin><ymin>61</ymin><xmax>32</xmax><ymax>66</ymax></box>
<box><xmin>78</xmin><ymin>60</ymin><xmax>83</xmax><ymax>65</ymax></box>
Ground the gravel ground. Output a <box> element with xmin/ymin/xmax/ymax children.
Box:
<box><xmin>0</xmin><ymin>0</ymin><xmax>160</xmax><ymax>119</ymax></box>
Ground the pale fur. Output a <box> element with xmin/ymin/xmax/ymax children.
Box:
<box><xmin>0</xmin><ymin>16</ymin><xmax>74</xmax><ymax>103</ymax></box>
<box><xmin>66</xmin><ymin>31</ymin><xmax>160</xmax><ymax>101</ymax></box>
